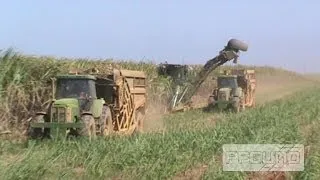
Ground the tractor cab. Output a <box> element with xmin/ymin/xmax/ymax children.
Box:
<box><xmin>157</xmin><ymin>63</ymin><xmax>188</xmax><ymax>85</ymax></box>
<box><xmin>50</xmin><ymin>71</ymin><xmax>114</xmax><ymax>123</ymax></box>
<box><xmin>56</xmin><ymin>75</ymin><xmax>97</xmax><ymax>100</ymax></box>
<box><xmin>212</xmin><ymin>71</ymin><xmax>242</xmax><ymax>103</ymax></box>
<box><xmin>216</xmin><ymin>70</ymin><xmax>239</xmax><ymax>89</ymax></box>
<box><xmin>53</xmin><ymin>75</ymin><xmax>103</xmax><ymax>115</ymax></box>
<box><xmin>217</xmin><ymin>75</ymin><xmax>238</xmax><ymax>89</ymax></box>
<box><xmin>55</xmin><ymin>74</ymin><xmax>115</xmax><ymax>104</ymax></box>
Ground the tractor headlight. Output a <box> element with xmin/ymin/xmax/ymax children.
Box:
<box><xmin>66</xmin><ymin>107</ymin><xmax>72</xmax><ymax>122</ymax></box>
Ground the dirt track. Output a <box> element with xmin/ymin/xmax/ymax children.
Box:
<box><xmin>254</xmin><ymin>73</ymin><xmax>314</xmax><ymax>104</ymax></box>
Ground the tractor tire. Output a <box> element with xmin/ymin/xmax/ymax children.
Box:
<box><xmin>227</xmin><ymin>39</ymin><xmax>248</xmax><ymax>52</ymax></box>
<box><xmin>241</xmin><ymin>104</ymin><xmax>246</xmax><ymax>112</ymax></box>
<box><xmin>79</xmin><ymin>114</ymin><xmax>96</xmax><ymax>140</ymax></box>
<box><xmin>134</xmin><ymin>109</ymin><xmax>145</xmax><ymax>134</ymax></box>
<box><xmin>27</xmin><ymin>114</ymin><xmax>45</xmax><ymax>139</ymax></box>
<box><xmin>252</xmin><ymin>97</ymin><xmax>256</xmax><ymax>108</ymax></box>
<box><xmin>234</xmin><ymin>104</ymin><xmax>240</xmax><ymax>113</ymax></box>
<box><xmin>204</xmin><ymin>100</ymin><xmax>216</xmax><ymax>112</ymax></box>
<box><xmin>101</xmin><ymin>106</ymin><xmax>114</xmax><ymax>136</ymax></box>
<box><xmin>232</xmin><ymin>98</ymin><xmax>241</xmax><ymax>113</ymax></box>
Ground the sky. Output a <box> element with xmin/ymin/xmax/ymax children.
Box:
<box><xmin>1</xmin><ymin>0</ymin><xmax>320</xmax><ymax>73</ymax></box>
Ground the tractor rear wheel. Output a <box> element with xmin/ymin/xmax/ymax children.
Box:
<box><xmin>101</xmin><ymin>106</ymin><xmax>114</xmax><ymax>136</ymax></box>
<box><xmin>79</xmin><ymin>114</ymin><xmax>96</xmax><ymax>140</ymax></box>
<box><xmin>234</xmin><ymin>104</ymin><xmax>240</xmax><ymax>113</ymax></box>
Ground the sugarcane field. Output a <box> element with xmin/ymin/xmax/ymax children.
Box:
<box><xmin>1</xmin><ymin>1</ymin><xmax>320</xmax><ymax>180</ymax></box>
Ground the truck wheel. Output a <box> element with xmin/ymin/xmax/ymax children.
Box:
<box><xmin>227</xmin><ymin>39</ymin><xmax>248</xmax><ymax>51</ymax></box>
<box><xmin>134</xmin><ymin>109</ymin><xmax>145</xmax><ymax>134</ymax></box>
<box><xmin>207</xmin><ymin>96</ymin><xmax>215</xmax><ymax>108</ymax></box>
<box><xmin>27</xmin><ymin>114</ymin><xmax>45</xmax><ymax>139</ymax></box>
<box><xmin>101</xmin><ymin>106</ymin><xmax>114</xmax><ymax>136</ymax></box>
<box><xmin>80</xmin><ymin>114</ymin><xmax>96</xmax><ymax>140</ymax></box>
<box><xmin>241</xmin><ymin>104</ymin><xmax>246</xmax><ymax>111</ymax></box>
<box><xmin>252</xmin><ymin>97</ymin><xmax>256</xmax><ymax>108</ymax></box>
<box><xmin>234</xmin><ymin>104</ymin><xmax>240</xmax><ymax>113</ymax></box>
<box><xmin>205</xmin><ymin>98</ymin><xmax>216</xmax><ymax>112</ymax></box>
<box><xmin>232</xmin><ymin>98</ymin><xmax>240</xmax><ymax>113</ymax></box>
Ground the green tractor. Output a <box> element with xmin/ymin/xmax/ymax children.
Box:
<box><xmin>26</xmin><ymin>68</ymin><xmax>147</xmax><ymax>140</ymax></box>
<box><xmin>209</xmin><ymin>73</ymin><xmax>243</xmax><ymax>112</ymax></box>
<box><xmin>208</xmin><ymin>69</ymin><xmax>256</xmax><ymax>113</ymax></box>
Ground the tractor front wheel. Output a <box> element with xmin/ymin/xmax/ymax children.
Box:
<box><xmin>241</xmin><ymin>104</ymin><xmax>246</xmax><ymax>111</ymax></box>
<box><xmin>233</xmin><ymin>104</ymin><xmax>240</xmax><ymax>113</ymax></box>
<box><xmin>27</xmin><ymin>114</ymin><xmax>45</xmax><ymax>139</ymax></box>
<box><xmin>232</xmin><ymin>97</ymin><xmax>241</xmax><ymax>113</ymax></box>
<box><xmin>79</xmin><ymin>114</ymin><xmax>96</xmax><ymax>140</ymax></box>
<box><xmin>101</xmin><ymin>106</ymin><xmax>114</xmax><ymax>136</ymax></box>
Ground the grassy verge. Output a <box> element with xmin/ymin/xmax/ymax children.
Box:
<box><xmin>0</xmin><ymin>87</ymin><xmax>320</xmax><ymax>179</ymax></box>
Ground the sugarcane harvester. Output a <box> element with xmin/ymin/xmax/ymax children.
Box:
<box><xmin>168</xmin><ymin>39</ymin><xmax>249</xmax><ymax>112</ymax></box>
